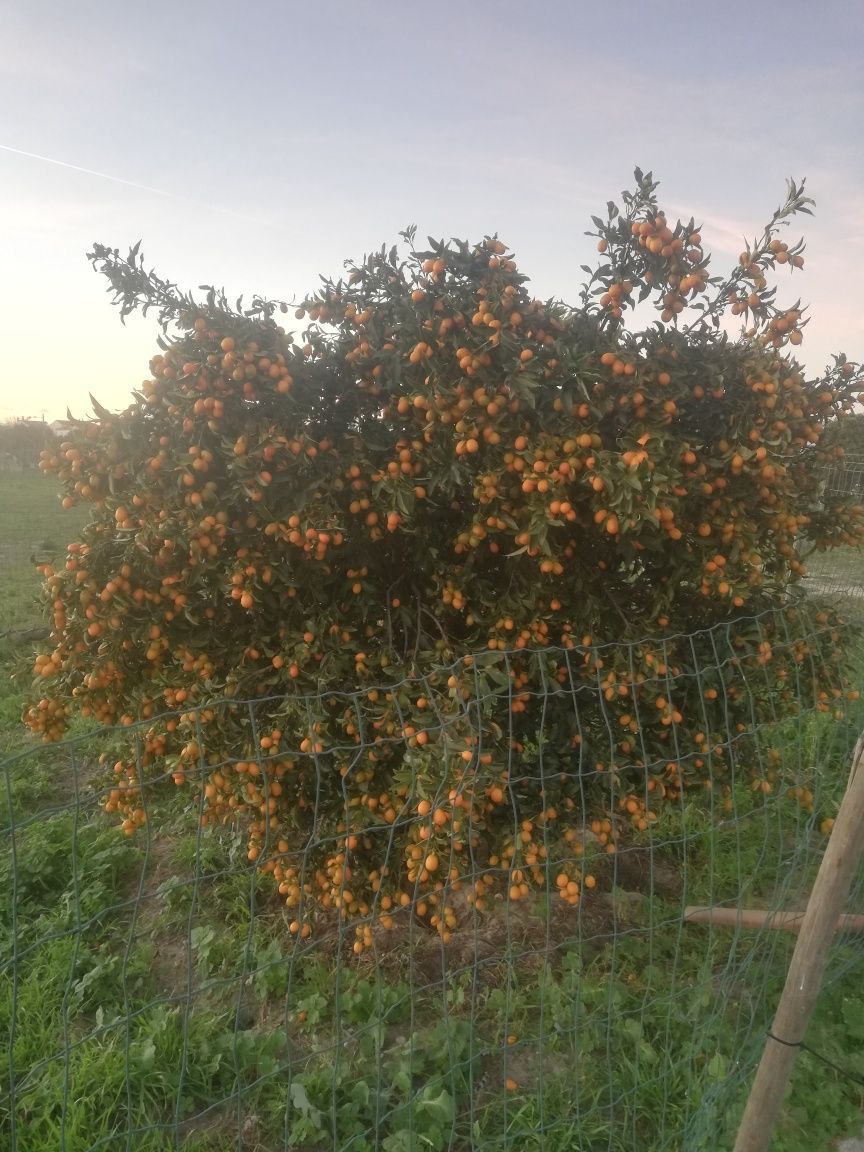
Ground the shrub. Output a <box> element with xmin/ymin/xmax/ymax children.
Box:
<box><xmin>27</xmin><ymin>172</ymin><xmax>863</xmax><ymax>945</ymax></box>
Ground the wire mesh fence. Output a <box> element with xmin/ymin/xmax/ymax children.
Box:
<box><xmin>802</xmin><ymin>455</ymin><xmax>864</xmax><ymax>610</ymax></box>
<box><xmin>2</xmin><ymin>462</ymin><xmax>864</xmax><ymax>1150</ymax></box>
<box><xmin>3</xmin><ymin>605</ymin><xmax>864</xmax><ymax>1151</ymax></box>
<box><xmin>823</xmin><ymin>454</ymin><xmax>864</xmax><ymax>499</ymax></box>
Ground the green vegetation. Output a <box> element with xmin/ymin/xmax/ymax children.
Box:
<box><xmin>807</xmin><ymin>545</ymin><xmax>864</xmax><ymax>610</ymax></box>
<box><xmin>827</xmin><ymin>411</ymin><xmax>864</xmax><ymax>459</ymax></box>
<box><xmin>2</xmin><ymin>475</ymin><xmax>864</xmax><ymax>1150</ymax></box>
<box><xmin>0</xmin><ymin>419</ymin><xmax>58</xmax><ymax>472</ymax></box>
<box><xmin>0</xmin><ymin>471</ymin><xmax>88</xmax><ymax>655</ymax></box>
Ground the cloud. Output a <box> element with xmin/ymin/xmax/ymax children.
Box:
<box><xmin>0</xmin><ymin>143</ymin><xmax>282</xmax><ymax>228</ymax></box>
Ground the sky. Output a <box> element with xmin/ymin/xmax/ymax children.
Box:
<box><xmin>1</xmin><ymin>0</ymin><xmax>862</xmax><ymax>421</ymax></box>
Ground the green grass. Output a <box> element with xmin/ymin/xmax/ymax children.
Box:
<box><xmin>2</xmin><ymin>475</ymin><xmax>864</xmax><ymax>1151</ymax></box>
<box><xmin>0</xmin><ymin>470</ymin><xmax>87</xmax><ymax>648</ymax></box>
<box><xmin>806</xmin><ymin>544</ymin><xmax>864</xmax><ymax>618</ymax></box>
<box><xmin>3</xmin><ymin>761</ymin><xmax>863</xmax><ymax>1152</ymax></box>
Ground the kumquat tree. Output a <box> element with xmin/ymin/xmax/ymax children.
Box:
<box><xmin>28</xmin><ymin>170</ymin><xmax>864</xmax><ymax>950</ymax></box>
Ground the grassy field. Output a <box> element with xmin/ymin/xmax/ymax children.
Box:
<box><xmin>807</xmin><ymin>545</ymin><xmax>864</xmax><ymax>607</ymax></box>
<box><xmin>0</xmin><ymin>471</ymin><xmax>88</xmax><ymax>644</ymax></box>
<box><xmin>2</xmin><ymin>473</ymin><xmax>864</xmax><ymax>1150</ymax></box>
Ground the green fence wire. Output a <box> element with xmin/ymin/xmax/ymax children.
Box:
<box><xmin>2</xmin><ymin>611</ymin><xmax>864</xmax><ymax>1152</ymax></box>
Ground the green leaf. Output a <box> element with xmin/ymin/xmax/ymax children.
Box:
<box><xmin>289</xmin><ymin>1080</ymin><xmax>323</xmax><ymax>1127</ymax></box>
<box><xmin>134</xmin><ymin>1038</ymin><xmax>156</xmax><ymax>1071</ymax></box>
<box><xmin>417</xmin><ymin>1087</ymin><xmax>454</xmax><ymax>1126</ymax></box>
<box><xmin>382</xmin><ymin>1132</ymin><xmax>414</xmax><ymax>1152</ymax></box>
<box><xmin>706</xmin><ymin>1053</ymin><xmax>728</xmax><ymax>1079</ymax></box>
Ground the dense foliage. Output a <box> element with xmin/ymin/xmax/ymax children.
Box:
<box><xmin>28</xmin><ymin>172</ymin><xmax>863</xmax><ymax>945</ymax></box>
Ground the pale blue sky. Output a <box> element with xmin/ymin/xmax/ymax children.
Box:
<box><xmin>1</xmin><ymin>0</ymin><xmax>862</xmax><ymax>419</ymax></box>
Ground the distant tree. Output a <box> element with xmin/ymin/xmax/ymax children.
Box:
<box><xmin>0</xmin><ymin>419</ymin><xmax>57</xmax><ymax>469</ymax></box>
<box><xmin>826</xmin><ymin>411</ymin><xmax>864</xmax><ymax>457</ymax></box>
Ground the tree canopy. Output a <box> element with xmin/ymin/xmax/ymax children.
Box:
<box><xmin>28</xmin><ymin>172</ymin><xmax>863</xmax><ymax>944</ymax></box>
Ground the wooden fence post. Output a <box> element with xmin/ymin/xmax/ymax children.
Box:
<box><xmin>733</xmin><ymin>735</ymin><xmax>864</xmax><ymax>1152</ymax></box>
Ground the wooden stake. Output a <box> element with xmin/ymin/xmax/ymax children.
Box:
<box><xmin>733</xmin><ymin>735</ymin><xmax>864</xmax><ymax>1152</ymax></box>
<box><xmin>683</xmin><ymin>906</ymin><xmax>864</xmax><ymax>933</ymax></box>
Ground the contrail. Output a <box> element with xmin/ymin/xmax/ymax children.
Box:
<box><xmin>0</xmin><ymin>142</ymin><xmax>277</xmax><ymax>227</ymax></box>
